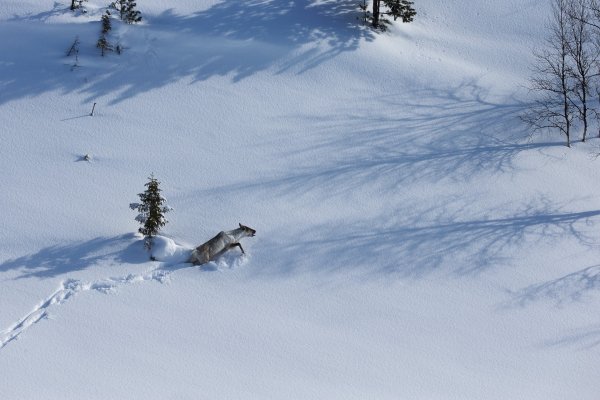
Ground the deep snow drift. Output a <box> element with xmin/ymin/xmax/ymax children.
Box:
<box><xmin>0</xmin><ymin>1</ymin><xmax>599</xmax><ymax>399</ymax></box>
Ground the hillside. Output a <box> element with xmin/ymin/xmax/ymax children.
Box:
<box><xmin>0</xmin><ymin>1</ymin><xmax>598</xmax><ymax>398</ymax></box>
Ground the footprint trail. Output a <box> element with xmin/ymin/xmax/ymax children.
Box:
<box><xmin>0</xmin><ymin>268</ymin><xmax>175</xmax><ymax>350</ymax></box>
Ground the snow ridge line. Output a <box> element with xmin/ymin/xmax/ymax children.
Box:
<box><xmin>0</xmin><ymin>269</ymin><xmax>172</xmax><ymax>351</ymax></box>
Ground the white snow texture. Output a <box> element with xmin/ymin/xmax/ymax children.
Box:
<box><xmin>0</xmin><ymin>1</ymin><xmax>599</xmax><ymax>399</ymax></box>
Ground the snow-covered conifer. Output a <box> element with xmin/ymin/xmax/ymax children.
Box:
<box><xmin>97</xmin><ymin>11</ymin><xmax>113</xmax><ymax>56</ymax></box>
<box><xmin>130</xmin><ymin>174</ymin><xmax>172</xmax><ymax>250</ymax></box>
<box><xmin>70</xmin><ymin>0</ymin><xmax>87</xmax><ymax>11</ymax></box>
<box><xmin>101</xmin><ymin>11</ymin><xmax>112</xmax><ymax>34</ymax></box>
<box><xmin>111</xmin><ymin>0</ymin><xmax>142</xmax><ymax>24</ymax></box>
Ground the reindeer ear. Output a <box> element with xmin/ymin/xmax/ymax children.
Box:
<box><xmin>239</xmin><ymin>223</ymin><xmax>243</xmax><ymax>228</ymax></box>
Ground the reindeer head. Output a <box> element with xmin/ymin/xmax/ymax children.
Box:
<box><xmin>239</xmin><ymin>223</ymin><xmax>256</xmax><ymax>237</ymax></box>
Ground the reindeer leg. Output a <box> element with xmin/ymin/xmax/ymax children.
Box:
<box><xmin>230</xmin><ymin>242</ymin><xmax>245</xmax><ymax>254</ymax></box>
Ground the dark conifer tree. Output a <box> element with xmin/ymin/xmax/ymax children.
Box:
<box><xmin>124</xmin><ymin>0</ymin><xmax>142</xmax><ymax>24</ymax></box>
<box><xmin>111</xmin><ymin>0</ymin><xmax>127</xmax><ymax>20</ymax></box>
<box><xmin>372</xmin><ymin>0</ymin><xmax>416</xmax><ymax>29</ymax></box>
<box><xmin>130</xmin><ymin>174</ymin><xmax>171</xmax><ymax>250</ymax></box>
<box><xmin>96</xmin><ymin>36</ymin><xmax>112</xmax><ymax>56</ymax></box>
<box><xmin>101</xmin><ymin>11</ymin><xmax>112</xmax><ymax>34</ymax></box>
<box><xmin>97</xmin><ymin>11</ymin><xmax>113</xmax><ymax>56</ymax></box>
<box><xmin>112</xmin><ymin>0</ymin><xmax>142</xmax><ymax>24</ymax></box>
<box><xmin>70</xmin><ymin>0</ymin><xmax>87</xmax><ymax>11</ymax></box>
<box><xmin>384</xmin><ymin>0</ymin><xmax>416</xmax><ymax>22</ymax></box>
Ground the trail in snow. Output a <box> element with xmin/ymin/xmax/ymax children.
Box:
<box><xmin>0</xmin><ymin>268</ymin><xmax>172</xmax><ymax>350</ymax></box>
<box><xmin>0</xmin><ymin>249</ymin><xmax>250</xmax><ymax>351</ymax></box>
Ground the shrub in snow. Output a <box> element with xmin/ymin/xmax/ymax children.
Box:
<box><xmin>66</xmin><ymin>36</ymin><xmax>81</xmax><ymax>70</ymax></box>
<box><xmin>130</xmin><ymin>174</ymin><xmax>172</xmax><ymax>251</ymax></box>
<box><xmin>66</xmin><ymin>36</ymin><xmax>80</xmax><ymax>57</ymax></box>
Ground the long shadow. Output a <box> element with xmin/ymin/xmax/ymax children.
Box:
<box><xmin>192</xmin><ymin>82</ymin><xmax>549</xmax><ymax>200</ymax></box>
<box><xmin>254</xmin><ymin>206</ymin><xmax>600</xmax><ymax>278</ymax></box>
<box><xmin>60</xmin><ymin>114</ymin><xmax>91</xmax><ymax>121</ymax></box>
<box><xmin>0</xmin><ymin>233</ymin><xmax>148</xmax><ymax>279</ymax></box>
<box><xmin>288</xmin><ymin>82</ymin><xmax>543</xmax><ymax>186</ymax></box>
<box><xmin>0</xmin><ymin>0</ymin><xmax>373</xmax><ymax>104</ymax></box>
<box><xmin>508</xmin><ymin>265</ymin><xmax>600</xmax><ymax>307</ymax></box>
<box><xmin>544</xmin><ymin>325</ymin><xmax>600</xmax><ymax>350</ymax></box>
<box><xmin>10</xmin><ymin>1</ymin><xmax>69</xmax><ymax>22</ymax></box>
<box><xmin>152</xmin><ymin>0</ymin><xmax>372</xmax><ymax>67</ymax></box>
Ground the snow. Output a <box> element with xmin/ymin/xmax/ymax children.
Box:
<box><xmin>0</xmin><ymin>0</ymin><xmax>599</xmax><ymax>398</ymax></box>
<box><xmin>149</xmin><ymin>235</ymin><xmax>190</xmax><ymax>264</ymax></box>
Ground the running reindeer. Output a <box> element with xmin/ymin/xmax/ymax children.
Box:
<box><xmin>188</xmin><ymin>223</ymin><xmax>256</xmax><ymax>265</ymax></box>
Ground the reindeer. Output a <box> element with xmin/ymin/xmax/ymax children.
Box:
<box><xmin>188</xmin><ymin>223</ymin><xmax>256</xmax><ymax>265</ymax></box>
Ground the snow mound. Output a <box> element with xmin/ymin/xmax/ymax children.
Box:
<box><xmin>203</xmin><ymin>251</ymin><xmax>250</xmax><ymax>271</ymax></box>
<box><xmin>150</xmin><ymin>236</ymin><xmax>191</xmax><ymax>264</ymax></box>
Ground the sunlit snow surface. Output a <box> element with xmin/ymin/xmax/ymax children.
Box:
<box><xmin>0</xmin><ymin>1</ymin><xmax>598</xmax><ymax>398</ymax></box>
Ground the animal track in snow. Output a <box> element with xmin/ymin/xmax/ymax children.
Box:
<box><xmin>0</xmin><ymin>247</ymin><xmax>249</xmax><ymax>351</ymax></box>
<box><xmin>0</xmin><ymin>268</ymin><xmax>175</xmax><ymax>350</ymax></box>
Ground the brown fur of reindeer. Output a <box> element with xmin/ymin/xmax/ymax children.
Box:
<box><xmin>188</xmin><ymin>223</ymin><xmax>256</xmax><ymax>265</ymax></box>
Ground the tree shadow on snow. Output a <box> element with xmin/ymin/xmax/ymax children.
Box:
<box><xmin>179</xmin><ymin>81</ymin><xmax>599</xmax><ymax>281</ymax></box>
<box><xmin>507</xmin><ymin>265</ymin><xmax>600</xmax><ymax>308</ymax></box>
<box><xmin>276</xmin><ymin>82</ymin><xmax>553</xmax><ymax>188</ymax></box>
<box><xmin>0</xmin><ymin>0</ymin><xmax>374</xmax><ymax>104</ymax></box>
<box><xmin>253</xmin><ymin>201</ymin><xmax>600</xmax><ymax>279</ymax></box>
<box><xmin>506</xmin><ymin>266</ymin><xmax>600</xmax><ymax>349</ymax></box>
<box><xmin>197</xmin><ymin>81</ymin><xmax>551</xmax><ymax>201</ymax></box>
<box><xmin>542</xmin><ymin>324</ymin><xmax>600</xmax><ymax>350</ymax></box>
<box><xmin>10</xmin><ymin>2</ymin><xmax>70</xmax><ymax>22</ymax></box>
<box><xmin>0</xmin><ymin>233</ymin><xmax>148</xmax><ymax>279</ymax></box>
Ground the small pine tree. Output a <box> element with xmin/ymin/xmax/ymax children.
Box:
<box><xmin>96</xmin><ymin>36</ymin><xmax>112</xmax><ymax>56</ymax></box>
<box><xmin>370</xmin><ymin>0</ymin><xmax>416</xmax><ymax>30</ymax></box>
<box><xmin>130</xmin><ymin>174</ymin><xmax>172</xmax><ymax>250</ymax></box>
<box><xmin>111</xmin><ymin>0</ymin><xmax>142</xmax><ymax>24</ymax></box>
<box><xmin>124</xmin><ymin>0</ymin><xmax>142</xmax><ymax>24</ymax></box>
<box><xmin>384</xmin><ymin>0</ymin><xmax>416</xmax><ymax>23</ymax></box>
<box><xmin>70</xmin><ymin>0</ymin><xmax>87</xmax><ymax>11</ymax></box>
<box><xmin>110</xmin><ymin>0</ymin><xmax>127</xmax><ymax>20</ymax></box>
<box><xmin>101</xmin><ymin>10</ymin><xmax>112</xmax><ymax>34</ymax></box>
<box><xmin>97</xmin><ymin>11</ymin><xmax>113</xmax><ymax>56</ymax></box>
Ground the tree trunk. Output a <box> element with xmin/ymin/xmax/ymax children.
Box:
<box><xmin>372</xmin><ymin>0</ymin><xmax>380</xmax><ymax>28</ymax></box>
<box><xmin>582</xmin><ymin>92</ymin><xmax>587</xmax><ymax>142</ymax></box>
<box><xmin>564</xmin><ymin>89</ymin><xmax>571</xmax><ymax>147</ymax></box>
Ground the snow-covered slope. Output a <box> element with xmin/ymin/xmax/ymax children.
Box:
<box><xmin>1</xmin><ymin>1</ymin><xmax>598</xmax><ymax>398</ymax></box>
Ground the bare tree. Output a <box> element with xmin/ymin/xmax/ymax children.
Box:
<box><xmin>586</xmin><ymin>0</ymin><xmax>600</xmax><ymax>28</ymax></box>
<box><xmin>574</xmin><ymin>0</ymin><xmax>600</xmax><ymax>137</ymax></box>
<box><xmin>523</xmin><ymin>0</ymin><xmax>575</xmax><ymax>147</ymax></box>
<box><xmin>566</xmin><ymin>0</ymin><xmax>599</xmax><ymax>141</ymax></box>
